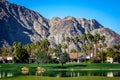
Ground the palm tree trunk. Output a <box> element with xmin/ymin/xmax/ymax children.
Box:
<box><xmin>77</xmin><ymin>44</ymin><xmax>79</xmax><ymax>63</ymax></box>
<box><xmin>67</xmin><ymin>43</ymin><xmax>69</xmax><ymax>53</ymax></box>
<box><xmin>95</xmin><ymin>42</ymin><xmax>98</xmax><ymax>60</ymax></box>
<box><xmin>77</xmin><ymin>52</ymin><xmax>79</xmax><ymax>63</ymax></box>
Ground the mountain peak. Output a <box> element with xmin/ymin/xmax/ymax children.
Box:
<box><xmin>64</xmin><ymin>16</ymin><xmax>75</xmax><ymax>20</ymax></box>
<box><xmin>0</xmin><ymin>0</ymin><xmax>120</xmax><ymax>49</ymax></box>
<box><xmin>0</xmin><ymin>0</ymin><xmax>6</xmax><ymax>2</ymax></box>
<box><xmin>51</xmin><ymin>17</ymin><xmax>61</xmax><ymax>21</ymax></box>
<box><xmin>77</xmin><ymin>18</ymin><xmax>87</xmax><ymax>21</ymax></box>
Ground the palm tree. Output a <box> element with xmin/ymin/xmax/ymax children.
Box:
<box><xmin>94</xmin><ymin>33</ymin><xmax>100</xmax><ymax>60</ymax></box>
<box><xmin>13</xmin><ymin>42</ymin><xmax>22</xmax><ymax>50</ymax></box>
<box><xmin>74</xmin><ymin>36</ymin><xmax>80</xmax><ymax>63</ymax></box>
<box><xmin>81</xmin><ymin>44</ymin><xmax>86</xmax><ymax>53</ymax></box>
<box><xmin>57</xmin><ymin>44</ymin><xmax>62</xmax><ymax>54</ymax></box>
<box><xmin>86</xmin><ymin>33</ymin><xmax>94</xmax><ymax>61</ymax></box>
<box><xmin>24</xmin><ymin>44</ymin><xmax>32</xmax><ymax>63</ymax></box>
<box><xmin>81</xmin><ymin>34</ymin><xmax>87</xmax><ymax>44</ymax></box>
<box><xmin>81</xmin><ymin>44</ymin><xmax>87</xmax><ymax>62</ymax></box>
<box><xmin>62</xmin><ymin>43</ymin><xmax>67</xmax><ymax>53</ymax></box>
<box><xmin>100</xmin><ymin>35</ymin><xmax>106</xmax><ymax>51</ymax></box>
<box><xmin>12</xmin><ymin>42</ymin><xmax>22</xmax><ymax>61</ymax></box>
<box><xmin>66</xmin><ymin>36</ymin><xmax>70</xmax><ymax>53</ymax></box>
<box><xmin>34</xmin><ymin>39</ymin><xmax>50</xmax><ymax>66</ymax></box>
<box><xmin>112</xmin><ymin>44</ymin><xmax>120</xmax><ymax>52</ymax></box>
<box><xmin>81</xmin><ymin>34</ymin><xmax>87</xmax><ymax>62</ymax></box>
<box><xmin>98</xmin><ymin>44</ymin><xmax>102</xmax><ymax>51</ymax></box>
<box><xmin>86</xmin><ymin>43</ymin><xmax>93</xmax><ymax>61</ymax></box>
<box><xmin>86</xmin><ymin>33</ymin><xmax>94</xmax><ymax>43</ymax></box>
<box><xmin>100</xmin><ymin>35</ymin><xmax>106</xmax><ymax>63</ymax></box>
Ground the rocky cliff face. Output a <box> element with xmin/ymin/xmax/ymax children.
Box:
<box><xmin>48</xmin><ymin>16</ymin><xmax>103</xmax><ymax>49</ymax></box>
<box><xmin>0</xmin><ymin>0</ymin><xmax>49</xmax><ymax>47</ymax></box>
<box><xmin>0</xmin><ymin>0</ymin><xmax>120</xmax><ymax>49</ymax></box>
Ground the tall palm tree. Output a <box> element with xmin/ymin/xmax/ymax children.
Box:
<box><xmin>81</xmin><ymin>44</ymin><xmax>87</xmax><ymax>62</ymax></box>
<box><xmin>81</xmin><ymin>34</ymin><xmax>87</xmax><ymax>62</ymax></box>
<box><xmin>86</xmin><ymin>33</ymin><xmax>94</xmax><ymax>60</ymax></box>
<box><xmin>74</xmin><ymin>36</ymin><xmax>80</xmax><ymax>63</ymax></box>
<box><xmin>94</xmin><ymin>33</ymin><xmax>100</xmax><ymax>60</ymax></box>
<box><xmin>100</xmin><ymin>35</ymin><xmax>106</xmax><ymax>51</ymax></box>
<box><xmin>66</xmin><ymin>36</ymin><xmax>70</xmax><ymax>53</ymax></box>
<box><xmin>100</xmin><ymin>35</ymin><xmax>106</xmax><ymax>63</ymax></box>
<box><xmin>86</xmin><ymin>43</ymin><xmax>93</xmax><ymax>61</ymax></box>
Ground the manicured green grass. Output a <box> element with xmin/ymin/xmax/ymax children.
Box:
<box><xmin>0</xmin><ymin>76</ymin><xmax>120</xmax><ymax>80</ymax></box>
<box><xmin>0</xmin><ymin>63</ymin><xmax>120</xmax><ymax>70</ymax></box>
<box><xmin>0</xmin><ymin>63</ymin><xmax>38</xmax><ymax>70</ymax></box>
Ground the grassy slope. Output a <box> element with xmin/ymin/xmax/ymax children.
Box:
<box><xmin>0</xmin><ymin>76</ymin><xmax>120</xmax><ymax>80</ymax></box>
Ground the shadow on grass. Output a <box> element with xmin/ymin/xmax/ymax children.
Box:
<box><xmin>52</xmin><ymin>64</ymin><xmax>87</xmax><ymax>69</ymax></box>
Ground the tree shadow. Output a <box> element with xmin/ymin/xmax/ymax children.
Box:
<box><xmin>52</xmin><ymin>64</ymin><xmax>87</xmax><ymax>69</ymax></box>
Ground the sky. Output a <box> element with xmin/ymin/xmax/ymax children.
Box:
<box><xmin>8</xmin><ymin>0</ymin><xmax>120</xmax><ymax>34</ymax></box>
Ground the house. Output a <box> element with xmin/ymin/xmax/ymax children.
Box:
<box><xmin>68</xmin><ymin>53</ymin><xmax>86</xmax><ymax>62</ymax></box>
<box><xmin>0</xmin><ymin>56</ymin><xmax>13</xmax><ymax>63</ymax></box>
<box><xmin>106</xmin><ymin>57</ymin><xmax>120</xmax><ymax>63</ymax></box>
<box><xmin>107</xmin><ymin>57</ymin><xmax>113</xmax><ymax>63</ymax></box>
<box><xmin>50</xmin><ymin>53</ymin><xmax>57</xmax><ymax>59</ymax></box>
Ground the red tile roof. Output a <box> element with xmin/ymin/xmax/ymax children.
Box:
<box><xmin>69</xmin><ymin>53</ymin><xmax>83</xmax><ymax>59</ymax></box>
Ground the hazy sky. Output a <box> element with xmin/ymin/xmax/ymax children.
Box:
<box><xmin>8</xmin><ymin>0</ymin><xmax>120</xmax><ymax>34</ymax></box>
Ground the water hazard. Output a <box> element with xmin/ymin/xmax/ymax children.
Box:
<box><xmin>0</xmin><ymin>70</ymin><xmax>120</xmax><ymax>78</ymax></box>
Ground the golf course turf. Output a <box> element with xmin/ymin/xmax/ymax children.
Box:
<box><xmin>0</xmin><ymin>63</ymin><xmax>120</xmax><ymax>80</ymax></box>
<box><xmin>0</xmin><ymin>63</ymin><xmax>120</xmax><ymax>70</ymax></box>
<box><xmin>0</xmin><ymin>76</ymin><xmax>120</xmax><ymax>80</ymax></box>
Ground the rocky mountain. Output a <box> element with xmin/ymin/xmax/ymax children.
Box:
<box><xmin>0</xmin><ymin>0</ymin><xmax>120</xmax><ymax>49</ymax></box>
<box><xmin>48</xmin><ymin>16</ymin><xmax>103</xmax><ymax>49</ymax></box>
<box><xmin>0</xmin><ymin>0</ymin><xmax>49</xmax><ymax>47</ymax></box>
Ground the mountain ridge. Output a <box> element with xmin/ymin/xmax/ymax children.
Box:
<box><xmin>0</xmin><ymin>0</ymin><xmax>120</xmax><ymax>49</ymax></box>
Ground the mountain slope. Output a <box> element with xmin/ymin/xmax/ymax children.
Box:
<box><xmin>0</xmin><ymin>0</ymin><xmax>49</xmax><ymax>47</ymax></box>
<box><xmin>91</xmin><ymin>28</ymin><xmax>120</xmax><ymax>47</ymax></box>
<box><xmin>0</xmin><ymin>0</ymin><xmax>120</xmax><ymax>49</ymax></box>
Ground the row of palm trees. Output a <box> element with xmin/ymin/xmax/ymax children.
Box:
<box><xmin>65</xmin><ymin>33</ymin><xmax>106</xmax><ymax>62</ymax></box>
<box><xmin>0</xmin><ymin>33</ymin><xmax>106</xmax><ymax>63</ymax></box>
<box><xmin>81</xmin><ymin>33</ymin><xmax>106</xmax><ymax>62</ymax></box>
<box><xmin>1</xmin><ymin>32</ymin><xmax>120</xmax><ymax>64</ymax></box>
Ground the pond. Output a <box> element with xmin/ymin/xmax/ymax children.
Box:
<box><xmin>0</xmin><ymin>70</ymin><xmax>120</xmax><ymax>78</ymax></box>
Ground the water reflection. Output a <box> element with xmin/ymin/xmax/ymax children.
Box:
<box><xmin>21</xmin><ymin>67</ymin><xmax>29</xmax><ymax>74</ymax></box>
<box><xmin>0</xmin><ymin>70</ymin><xmax>120</xmax><ymax>78</ymax></box>
<box><xmin>0</xmin><ymin>71</ymin><xmax>13</xmax><ymax>78</ymax></box>
<box><xmin>36</xmin><ymin>67</ymin><xmax>46</xmax><ymax>76</ymax></box>
<box><xmin>107</xmin><ymin>72</ymin><xmax>119</xmax><ymax>77</ymax></box>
